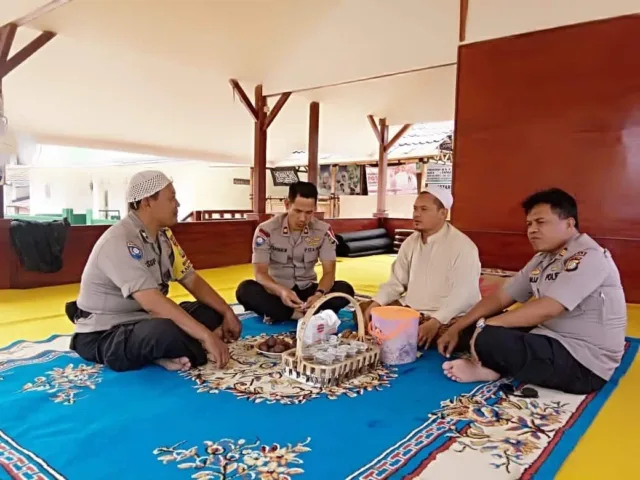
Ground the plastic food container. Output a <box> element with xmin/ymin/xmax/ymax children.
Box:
<box><xmin>314</xmin><ymin>352</ymin><xmax>335</xmax><ymax>365</ymax></box>
<box><xmin>301</xmin><ymin>348</ymin><xmax>315</xmax><ymax>361</ymax></box>
<box><xmin>334</xmin><ymin>350</ymin><xmax>347</xmax><ymax>362</ymax></box>
<box><xmin>351</xmin><ymin>341</ymin><xmax>368</xmax><ymax>353</ymax></box>
<box><xmin>344</xmin><ymin>345</ymin><xmax>358</xmax><ymax>357</ymax></box>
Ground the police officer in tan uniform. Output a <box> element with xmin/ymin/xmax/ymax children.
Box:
<box><xmin>236</xmin><ymin>181</ymin><xmax>355</xmax><ymax>323</ymax></box>
<box><xmin>437</xmin><ymin>188</ymin><xmax>626</xmax><ymax>394</ymax></box>
<box><xmin>68</xmin><ymin>171</ymin><xmax>241</xmax><ymax>372</ymax></box>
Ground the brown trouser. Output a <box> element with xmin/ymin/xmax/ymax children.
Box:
<box><xmin>360</xmin><ymin>299</ymin><xmax>461</xmax><ymax>342</ymax></box>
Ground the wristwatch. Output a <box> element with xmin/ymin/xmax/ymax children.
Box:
<box><xmin>476</xmin><ymin>318</ymin><xmax>486</xmax><ymax>330</ymax></box>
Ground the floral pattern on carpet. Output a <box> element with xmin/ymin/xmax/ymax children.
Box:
<box><xmin>183</xmin><ymin>334</ymin><xmax>397</xmax><ymax>405</ymax></box>
<box><xmin>21</xmin><ymin>363</ymin><xmax>103</xmax><ymax>405</ymax></box>
<box><xmin>435</xmin><ymin>391</ymin><xmax>573</xmax><ymax>474</ymax></box>
<box><xmin>153</xmin><ymin>437</ymin><xmax>311</xmax><ymax>479</ymax></box>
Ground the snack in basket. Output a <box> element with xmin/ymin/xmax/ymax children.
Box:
<box><xmin>340</xmin><ymin>329</ymin><xmax>359</xmax><ymax>340</ymax></box>
<box><xmin>256</xmin><ymin>335</ymin><xmax>295</xmax><ymax>354</ymax></box>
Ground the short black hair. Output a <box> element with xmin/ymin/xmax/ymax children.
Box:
<box><xmin>521</xmin><ymin>188</ymin><xmax>579</xmax><ymax>229</ymax></box>
<box><xmin>288</xmin><ymin>181</ymin><xmax>318</xmax><ymax>203</ymax></box>
<box><xmin>128</xmin><ymin>191</ymin><xmax>160</xmax><ymax>211</ymax></box>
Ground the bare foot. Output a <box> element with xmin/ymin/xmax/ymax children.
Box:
<box><xmin>442</xmin><ymin>359</ymin><xmax>500</xmax><ymax>383</ymax></box>
<box><xmin>155</xmin><ymin>357</ymin><xmax>191</xmax><ymax>372</ymax></box>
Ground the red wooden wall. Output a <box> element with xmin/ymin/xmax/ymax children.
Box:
<box><xmin>452</xmin><ymin>14</ymin><xmax>640</xmax><ymax>302</ymax></box>
<box><xmin>0</xmin><ymin>217</ymin><xmax>379</xmax><ymax>289</ymax></box>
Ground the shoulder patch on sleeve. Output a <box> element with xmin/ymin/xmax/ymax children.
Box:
<box><xmin>325</xmin><ymin>226</ymin><xmax>337</xmax><ymax>244</ymax></box>
<box><xmin>127</xmin><ymin>241</ymin><xmax>143</xmax><ymax>261</ymax></box>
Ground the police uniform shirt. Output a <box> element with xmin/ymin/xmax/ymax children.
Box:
<box><xmin>251</xmin><ymin>214</ymin><xmax>337</xmax><ymax>289</ymax></box>
<box><xmin>75</xmin><ymin>212</ymin><xmax>194</xmax><ymax>333</ymax></box>
<box><xmin>504</xmin><ymin>233</ymin><xmax>627</xmax><ymax>380</ymax></box>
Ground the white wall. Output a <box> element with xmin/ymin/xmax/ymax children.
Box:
<box><xmin>28</xmin><ymin>163</ymin><xmax>253</xmax><ymax>219</ymax></box>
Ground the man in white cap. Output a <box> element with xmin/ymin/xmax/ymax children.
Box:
<box><xmin>363</xmin><ymin>185</ymin><xmax>482</xmax><ymax>349</ymax></box>
<box><xmin>67</xmin><ymin>170</ymin><xmax>241</xmax><ymax>372</ymax></box>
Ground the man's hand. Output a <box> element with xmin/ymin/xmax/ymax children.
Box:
<box><xmin>280</xmin><ymin>288</ymin><xmax>304</xmax><ymax>309</ymax></box>
<box><xmin>302</xmin><ymin>292</ymin><xmax>324</xmax><ymax>312</ymax></box>
<box><xmin>363</xmin><ymin>301</ymin><xmax>381</xmax><ymax>325</ymax></box>
<box><xmin>221</xmin><ymin>309</ymin><xmax>242</xmax><ymax>342</ymax></box>
<box><xmin>202</xmin><ymin>332</ymin><xmax>230</xmax><ymax>367</ymax></box>
<box><xmin>417</xmin><ymin>317</ymin><xmax>441</xmax><ymax>349</ymax></box>
<box><xmin>437</xmin><ymin>327</ymin><xmax>460</xmax><ymax>358</ymax></box>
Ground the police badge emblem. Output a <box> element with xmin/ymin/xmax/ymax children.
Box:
<box><xmin>127</xmin><ymin>242</ymin><xmax>143</xmax><ymax>260</ymax></box>
<box><xmin>565</xmin><ymin>259</ymin><xmax>579</xmax><ymax>272</ymax></box>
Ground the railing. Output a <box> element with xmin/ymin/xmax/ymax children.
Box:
<box><xmin>181</xmin><ymin>210</ymin><xmax>253</xmax><ymax>222</ymax></box>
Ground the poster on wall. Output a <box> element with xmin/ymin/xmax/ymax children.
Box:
<box><xmin>270</xmin><ymin>167</ymin><xmax>299</xmax><ymax>186</ymax></box>
<box><xmin>426</xmin><ymin>163</ymin><xmax>452</xmax><ymax>191</ymax></box>
<box><xmin>366</xmin><ymin>163</ymin><xmax>417</xmax><ymax>195</ymax></box>
<box><xmin>318</xmin><ymin>164</ymin><xmax>362</xmax><ymax>196</ymax></box>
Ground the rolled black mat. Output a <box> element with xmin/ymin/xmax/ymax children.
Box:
<box><xmin>347</xmin><ymin>248</ymin><xmax>391</xmax><ymax>258</ymax></box>
<box><xmin>344</xmin><ymin>237</ymin><xmax>393</xmax><ymax>254</ymax></box>
<box><xmin>336</xmin><ymin>228</ymin><xmax>388</xmax><ymax>244</ymax></box>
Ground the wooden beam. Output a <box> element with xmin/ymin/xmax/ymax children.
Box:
<box><xmin>385</xmin><ymin>123</ymin><xmax>412</xmax><ymax>152</ymax></box>
<box><xmin>307</xmin><ymin>101</ymin><xmax>319</xmax><ymax>185</ymax></box>
<box><xmin>264</xmin><ymin>91</ymin><xmax>291</xmax><ymax>129</ymax></box>
<box><xmin>253</xmin><ymin>84</ymin><xmax>267</xmax><ymax>215</ymax></box>
<box><xmin>375</xmin><ymin>117</ymin><xmax>389</xmax><ymax>217</ymax></box>
<box><xmin>0</xmin><ymin>25</ymin><xmax>17</xmax><ymax>64</ymax></box>
<box><xmin>367</xmin><ymin>114</ymin><xmax>381</xmax><ymax>144</ymax></box>
<box><xmin>459</xmin><ymin>0</ymin><xmax>469</xmax><ymax>43</ymax></box>
<box><xmin>0</xmin><ymin>31</ymin><xmax>55</xmax><ymax>79</ymax></box>
<box><xmin>9</xmin><ymin>0</ymin><xmax>74</xmax><ymax>27</ymax></box>
<box><xmin>229</xmin><ymin>79</ymin><xmax>257</xmax><ymax>121</ymax></box>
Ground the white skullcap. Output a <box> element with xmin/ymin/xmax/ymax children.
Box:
<box><xmin>424</xmin><ymin>184</ymin><xmax>453</xmax><ymax>210</ymax></box>
<box><xmin>126</xmin><ymin>170</ymin><xmax>172</xmax><ymax>203</ymax></box>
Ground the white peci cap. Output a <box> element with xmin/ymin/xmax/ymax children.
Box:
<box><xmin>424</xmin><ymin>184</ymin><xmax>453</xmax><ymax>210</ymax></box>
<box><xmin>126</xmin><ymin>170</ymin><xmax>172</xmax><ymax>203</ymax></box>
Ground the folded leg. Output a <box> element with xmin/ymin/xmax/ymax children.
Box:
<box><xmin>235</xmin><ymin>279</ymin><xmax>294</xmax><ymax>322</ymax></box>
<box><xmin>71</xmin><ymin>301</ymin><xmax>224</xmax><ymax>372</ymax></box>
<box><xmin>444</xmin><ymin>325</ymin><xmax>606</xmax><ymax>394</ymax></box>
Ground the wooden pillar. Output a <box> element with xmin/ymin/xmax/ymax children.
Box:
<box><xmin>308</xmin><ymin>101</ymin><xmax>319</xmax><ymax>185</ymax></box>
<box><xmin>229</xmin><ymin>79</ymin><xmax>291</xmax><ymax>220</ymax></box>
<box><xmin>367</xmin><ymin>115</ymin><xmax>412</xmax><ymax>218</ymax></box>
<box><xmin>330</xmin><ymin>165</ymin><xmax>338</xmax><ymax>218</ymax></box>
<box><xmin>375</xmin><ymin>118</ymin><xmax>389</xmax><ymax>217</ymax></box>
<box><xmin>416</xmin><ymin>159</ymin><xmax>425</xmax><ymax>192</ymax></box>
<box><xmin>253</xmin><ymin>85</ymin><xmax>267</xmax><ymax>214</ymax></box>
<box><xmin>459</xmin><ymin>0</ymin><xmax>469</xmax><ymax>43</ymax></box>
<box><xmin>0</xmin><ymin>20</ymin><xmax>57</xmax><ymax>220</ymax></box>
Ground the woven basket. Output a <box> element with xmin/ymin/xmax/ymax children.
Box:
<box><xmin>282</xmin><ymin>292</ymin><xmax>381</xmax><ymax>388</ymax></box>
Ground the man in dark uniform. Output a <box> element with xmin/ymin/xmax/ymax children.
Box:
<box><xmin>236</xmin><ymin>181</ymin><xmax>355</xmax><ymax>323</ymax></box>
<box><xmin>437</xmin><ymin>188</ymin><xmax>627</xmax><ymax>394</ymax></box>
<box><xmin>68</xmin><ymin>171</ymin><xmax>241</xmax><ymax>372</ymax></box>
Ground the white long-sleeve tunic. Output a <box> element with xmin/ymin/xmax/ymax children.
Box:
<box><xmin>373</xmin><ymin>223</ymin><xmax>482</xmax><ymax>324</ymax></box>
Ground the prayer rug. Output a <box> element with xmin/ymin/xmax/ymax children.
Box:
<box><xmin>0</xmin><ymin>307</ymin><xmax>637</xmax><ymax>480</ymax></box>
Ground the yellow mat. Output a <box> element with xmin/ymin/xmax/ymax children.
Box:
<box><xmin>0</xmin><ymin>255</ymin><xmax>638</xmax><ymax>479</ymax></box>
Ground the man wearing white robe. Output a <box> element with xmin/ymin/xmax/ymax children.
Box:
<box><xmin>363</xmin><ymin>186</ymin><xmax>482</xmax><ymax>349</ymax></box>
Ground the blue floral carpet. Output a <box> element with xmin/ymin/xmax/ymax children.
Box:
<box><xmin>0</xmin><ymin>307</ymin><xmax>636</xmax><ymax>480</ymax></box>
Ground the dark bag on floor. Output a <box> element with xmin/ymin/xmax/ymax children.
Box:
<box><xmin>9</xmin><ymin>218</ymin><xmax>71</xmax><ymax>273</ymax></box>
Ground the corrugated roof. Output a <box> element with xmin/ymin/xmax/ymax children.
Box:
<box><xmin>5</xmin><ymin>165</ymin><xmax>30</xmax><ymax>186</ymax></box>
<box><xmin>387</xmin><ymin>120</ymin><xmax>454</xmax><ymax>158</ymax></box>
